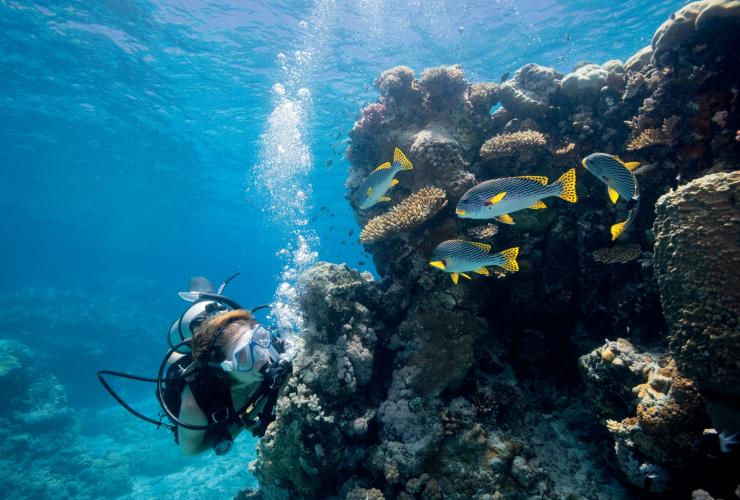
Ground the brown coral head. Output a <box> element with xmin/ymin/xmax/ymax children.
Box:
<box><xmin>480</xmin><ymin>130</ymin><xmax>547</xmax><ymax>159</ymax></box>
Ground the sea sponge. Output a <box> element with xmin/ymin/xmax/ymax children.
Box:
<box><xmin>360</xmin><ymin>187</ymin><xmax>447</xmax><ymax>244</ymax></box>
<box><xmin>653</xmin><ymin>170</ymin><xmax>740</xmax><ymax>398</ymax></box>
<box><xmin>498</xmin><ymin>63</ymin><xmax>559</xmax><ymax>118</ymax></box>
<box><xmin>592</xmin><ymin>244</ymin><xmax>642</xmax><ymax>264</ymax></box>
<box><xmin>480</xmin><ymin>130</ymin><xmax>547</xmax><ymax>159</ymax></box>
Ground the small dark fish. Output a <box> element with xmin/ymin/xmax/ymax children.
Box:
<box><xmin>326</xmin><ymin>159</ymin><xmax>333</xmax><ymax>167</ymax></box>
<box><xmin>500</xmin><ymin>72</ymin><xmax>510</xmax><ymax>83</ymax></box>
<box><xmin>348</xmin><ymin>229</ymin><xmax>354</xmax><ymax>236</ymax></box>
<box><xmin>341</xmin><ymin>240</ymin><xmax>346</xmax><ymax>245</ymax></box>
<box><xmin>329</xmin><ymin>225</ymin><xmax>334</xmax><ymax>231</ymax></box>
<box><xmin>320</xmin><ymin>206</ymin><xmax>328</xmax><ymax>212</ymax></box>
<box><xmin>358</xmin><ymin>260</ymin><xmax>366</xmax><ymax>266</ymax></box>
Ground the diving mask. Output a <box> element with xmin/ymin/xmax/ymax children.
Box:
<box><xmin>219</xmin><ymin>324</ymin><xmax>273</xmax><ymax>373</ymax></box>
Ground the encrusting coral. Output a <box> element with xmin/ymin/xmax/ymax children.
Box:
<box><xmin>359</xmin><ymin>186</ymin><xmax>447</xmax><ymax>244</ymax></box>
<box><xmin>480</xmin><ymin>130</ymin><xmax>547</xmax><ymax>159</ymax></box>
<box><xmin>592</xmin><ymin>244</ymin><xmax>642</xmax><ymax>264</ymax></box>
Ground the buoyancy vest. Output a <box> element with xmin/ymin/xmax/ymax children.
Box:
<box><xmin>160</xmin><ymin>353</ymin><xmax>282</xmax><ymax>442</ymax></box>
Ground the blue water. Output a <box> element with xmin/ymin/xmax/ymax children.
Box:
<box><xmin>1</xmin><ymin>0</ymin><xmax>688</xmax><ymax>497</ymax></box>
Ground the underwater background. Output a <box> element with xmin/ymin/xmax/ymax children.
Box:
<box><xmin>1</xmin><ymin>0</ymin><xmax>731</xmax><ymax>499</ymax></box>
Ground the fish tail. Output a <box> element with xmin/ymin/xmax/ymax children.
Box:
<box><xmin>393</xmin><ymin>147</ymin><xmax>413</xmax><ymax>170</ymax></box>
<box><xmin>495</xmin><ymin>247</ymin><xmax>519</xmax><ymax>272</ymax></box>
<box><xmin>612</xmin><ymin>195</ymin><xmax>641</xmax><ymax>241</ymax></box>
<box><xmin>552</xmin><ymin>168</ymin><xmax>578</xmax><ymax>203</ymax></box>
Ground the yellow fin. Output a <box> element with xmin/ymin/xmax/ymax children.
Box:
<box><xmin>624</xmin><ymin>161</ymin><xmax>641</xmax><ymax>171</ymax></box>
<box><xmin>495</xmin><ymin>214</ymin><xmax>515</xmax><ymax>225</ymax></box>
<box><xmin>556</xmin><ymin>168</ymin><xmax>577</xmax><ymax>203</ymax></box>
<box><xmin>608</xmin><ymin>186</ymin><xmax>620</xmax><ymax>204</ymax></box>
<box><xmin>488</xmin><ymin>192</ymin><xmax>507</xmax><ymax>204</ymax></box>
<box><xmin>393</xmin><ymin>147</ymin><xmax>413</xmax><ymax>170</ymax></box>
<box><xmin>372</xmin><ymin>161</ymin><xmax>392</xmax><ymax>173</ymax></box>
<box><xmin>429</xmin><ymin>261</ymin><xmax>445</xmax><ymax>270</ymax></box>
<box><xmin>475</xmin><ymin>267</ymin><xmax>490</xmax><ymax>275</ymax></box>
<box><xmin>468</xmin><ymin>241</ymin><xmax>492</xmax><ymax>252</ymax></box>
<box><xmin>611</xmin><ymin>220</ymin><xmax>628</xmax><ymax>241</ymax></box>
<box><xmin>379</xmin><ymin>196</ymin><xmax>391</xmax><ymax>202</ymax></box>
<box><xmin>518</xmin><ymin>175</ymin><xmax>548</xmax><ymax>185</ymax></box>
<box><xmin>460</xmin><ymin>273</ymin><xmax>472</xmax><ymax>279</ymax></box>
<box><xmin>451</xmin><ymin>273</ymin><xmax>459</xmax><ymax>284</ymax></box>
<box><xmin>366</xmin><ymin>187</ymin><xmax>373</xmax><ymax>196</ymax></box>
<box><xmin>390</xmin><ymin>178</ymin><xmax>400</xmax><ymax>187</ymax></box>
<box><xmin>530</xmin><ymin>200</ymin><xmax>547</xmax><ymax>209</ymax></box>
<box><xmin>497</xmin><ymin>247</ymin><xmax>520</xmax><ymax>272</ymax></box>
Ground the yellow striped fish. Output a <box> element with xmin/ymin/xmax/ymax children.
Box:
<box><xmin>581</xmin><ymin>153</ymin><xmax>641</xmax><ymax>240</ymax></box>
<box><xmin>455</xmin><ymin>168</ymin><xmax>577</xmax><ymax>224</ymax></box>
<box><xmin>429</xmin><ymin>239</ymin><xmax>519</xmax><ymax>284</ymax></box>
<box><xmin>357</xmin><ymin>147</ymin><xmax>413</xmax><ymax>209</ymax></box>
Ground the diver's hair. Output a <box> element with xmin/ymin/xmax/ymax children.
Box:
<box><xmin>191</xmin><ymin>309</ymin><xmax>256</xmax><ymax>367</ymax></box>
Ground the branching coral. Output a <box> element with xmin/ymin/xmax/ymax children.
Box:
<box><xmin>360</xmin><ymin>187</ymin><xmax>447</xmax><ymax>244</ymax></box>
<box><xmin>467</xmin><ymin>223</ymin><xmax>498</xmax><ymax>239</ymax></box>
<box><xmin>480</xmin><ymin>130</ymin><xmax>547</xmax><ymax>159</ymax></box>
<box><xmin>627</xmin><ymin>115</ymin><xmax>679</xmax><ymax>150</ymax></box>
<box><xmin>593</xmin><ymin>244</ymin><xmax>642</xmax><ymax>264</ymax></box>
<box><xmin>554</xmin><ymin>142</ymin><xmax>575</xmax><ymax>155</ymax></box>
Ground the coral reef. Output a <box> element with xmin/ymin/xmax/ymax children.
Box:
<box><xmin>359</xmin><ymin>187</ymin><xmax>447</xmax><ymax>244</ymax></box>
<box><xmin>253</xmin><ymin>2</ymin><xmax>740</xmax><ymax>498</ymax></box>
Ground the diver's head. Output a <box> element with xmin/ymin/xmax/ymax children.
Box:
<box><xmin>192</xmin><ymin>310</ymin><xmax>272</xmax><ymax>383</ymax></box>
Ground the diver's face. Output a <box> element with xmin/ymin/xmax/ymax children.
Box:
<box><xmin>223</xmin><ymin>327</ymin><xmax>267</xmax><ymax>382</ymax></box>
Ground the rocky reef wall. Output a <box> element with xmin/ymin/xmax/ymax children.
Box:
<box><xmin>252</xmin><ymin>2</ymin><xmax>740</xmax><ymax>498</ymax></box>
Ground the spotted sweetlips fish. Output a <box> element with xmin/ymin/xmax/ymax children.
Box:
<box><xmin>429</xmin><ymin>239</ymin><xmax>519</xmax><ymax>284</ymax></box>
<box><xmin>357</xmin><ymin>147</ymin><xmax>413</xmax><ymax>209</ymax></box>
<box><xmin>455</xmin><ymin>168</ymin><xmax>577</xmax><ymax>224</ymax></box>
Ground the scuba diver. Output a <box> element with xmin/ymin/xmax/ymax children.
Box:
<box><xmin>97</xmin><ymin>273</ymin><xmax>292</xmax><ymax>456</ymax></box>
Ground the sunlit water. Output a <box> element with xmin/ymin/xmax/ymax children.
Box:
<box><xmin>1</xmin><ymin>0</ymin><xmax>688</xmax><ymax>497</ymax></box>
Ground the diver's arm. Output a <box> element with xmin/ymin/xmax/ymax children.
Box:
<box><xmin>178</xmin><ymin>385</ymin><xmax>210</xmax><ymax>456</ymax></box>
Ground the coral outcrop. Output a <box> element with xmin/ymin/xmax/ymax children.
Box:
<box><xmin>253</xmin><ymin>2</ymin><xmax>740</xmax><ymax>498</ymax></box>
<box><xmin>654</xmin><ymin>170</ymin><xmax>740</xmax><ymax>431</ymax></box>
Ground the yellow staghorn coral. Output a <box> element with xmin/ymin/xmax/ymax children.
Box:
<box><xmin>627</xmin><ymin>115</ymin><xmax>679</xmax><ymax>150</ymax></box>
<box><xmin>480</xmin><ymin>130</ymin><xmax>547</xmax><ymax>158</ymax></box>
<box><xmin>360</xmin><ymin>186</ymin><xmax>447</xmax><ymax>244</ymax></box>
<box><xmin>593</xmin><ymin>244</ymin><xmax>642</xmax><ymax>264</ymax></box>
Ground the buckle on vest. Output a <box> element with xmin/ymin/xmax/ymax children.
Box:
<box><xmin>210</xmin><ymin>407</ymin><xmax>230</xmax><ymax>424</ymax></box>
